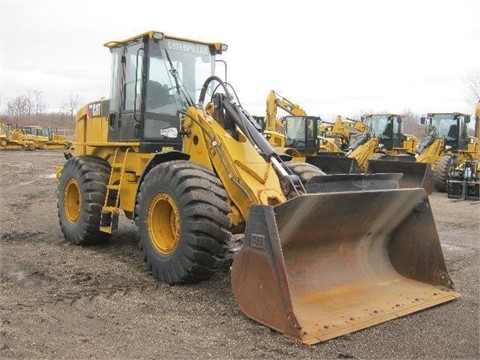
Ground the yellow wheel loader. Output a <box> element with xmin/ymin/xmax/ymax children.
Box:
<box><xmin>446</xmin><ymin>102</ymin><xmax>480</xmax><ymax>200</ymax></box>
<box><xmin>56</xmin><ymin>31</ymin><xmax>460</xmax><ymax>345</ymax></box>
<box><xmin>417</xmin><ymin>112</ymin><xmax>480</xmax><ymax>193</ymax></box>
<box><xmin>349</xmin><ymin>113</ymin><xmax>433</xmax><ymax>193</ymax></box>
<box><xmin>348</xmin><ymin>114</ymin><xmax>419</xmax><ymax>168</ymax></box>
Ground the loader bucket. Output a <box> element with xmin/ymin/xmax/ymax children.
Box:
<box><xmin>231</xmin><ymin>185</ymin><xmax>460</xmax><ymax>345</ymax></box>
<box><xmin>306</xmin><ymin>154</ymin><xmax>359</xmax><ymax>174</ymax></box>
<box><xmin>367</xmin><ymin>159</ymin><xmax>434</xmax><ymax>195</ymax></box>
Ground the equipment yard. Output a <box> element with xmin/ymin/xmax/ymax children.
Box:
<box><xmin>0</xmin><ymin>150</ymin><xmax>478</xmax><ymax>359</ymax></box>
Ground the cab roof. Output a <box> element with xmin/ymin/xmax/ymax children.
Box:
<box><xmin>103</xmin><ymin>31</ymin><xmax>227</xmax><ymax>54</ymax></box>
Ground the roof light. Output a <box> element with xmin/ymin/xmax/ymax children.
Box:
<box><xmin>152</xmin><ymin>32</ymin><xmax>164</xmax><ymax>40</ymax></box>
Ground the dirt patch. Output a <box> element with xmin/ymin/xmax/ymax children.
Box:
<box><xmin>0</xmin><ymin>150</ymin><xmax>478</xmax><ymax>359</ymax></box>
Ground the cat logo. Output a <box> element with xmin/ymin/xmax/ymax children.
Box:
<box><xmin>87</xmin><ymin>102</ymin><xmax>102</xmax><ymax>118</ymax></box>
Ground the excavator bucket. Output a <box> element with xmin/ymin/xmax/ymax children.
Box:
<box><xmin>366</xmin><ymin>159</ymin><xmax>434</xmax><ymax>195</ymax></box>
<box><xmin>231</xmin><ymin>176</ymin><xmax>460</xmax><ymax>345</ymax></box>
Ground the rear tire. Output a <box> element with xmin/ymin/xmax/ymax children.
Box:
<box><xmin>135</xmin><ymin>160</ymin><xmax>232</xmax><ymax>284</ymax></box>
<box><xmin>284</xmin><ymin>161</ymin><xmax>325</xmax><ymax>185</ymax></box>
<box><xmin>57</xmin><ymin>156</ymin><xmax>111</xmax><ymax>245</ymax></box>
<box><xmin>433</xmin><ymin>155</ymin><xmax>452</xmax><ymax>192</ymax></box>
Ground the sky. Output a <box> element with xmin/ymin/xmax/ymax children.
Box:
<box><xmin>1</xmin><ymin>0</ymin><xmax>479</xmax><ymax>121</ymax></box>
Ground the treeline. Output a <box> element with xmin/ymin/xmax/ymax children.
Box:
<box><xmin>0</xmin><ymin>112</ymin><xmax>75</xmax><ymax>137</ymax></box>
<box><xmin>1</xmin><ymin>91</ymin><xmax>80</xmax><ymax>136</ymax></box>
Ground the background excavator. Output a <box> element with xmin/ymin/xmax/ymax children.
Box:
<box><xmin>259</xmin><ymin>90</ymin><xmax>324</xmax><ymax>153</ymax></box>
<box><xmin>318</xmin><ymin>115</ymin><xmax>367</xmax><ymax>152</ymax></box>
<box><xmin>56</xmin><ymin>31</ymin><xmax>460</xmax><ymax>345</ymax></box>
<box><xmin>261</xmin><ymin>90</ymin><xmax>308</xmax><ymax>149</ymax></box>
<box><xmin>260</xmin><ymin>90</ymin><xmax>358</xmax><ymax>174</ymax></box>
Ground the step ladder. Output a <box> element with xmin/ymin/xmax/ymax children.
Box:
<box><xmin>100</xmin><ymin>147</ymin><xmax>130</xmax><ymax>234</ymax></box>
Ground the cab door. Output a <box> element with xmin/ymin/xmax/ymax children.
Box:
<box><xmin>108</xmin><ymin>41</ymin><xmax>145</xmax><ymax>142</ymax></box>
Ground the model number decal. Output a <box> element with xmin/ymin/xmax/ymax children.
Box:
<box><xmin>250</xmin><ymin>234</ymin><xmax>265</xmax><ymax>249</ymax></box>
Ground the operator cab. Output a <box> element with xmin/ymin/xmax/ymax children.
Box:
<box><xmin>364</xmin><ymin>114</ymin><xmax>403</xmax><ymax>150</ymax></box>
<box><xmin>284</xmin><ymin>115</ymin><xmax>319</xmax><ymax>152</ymax></box>
<box><xmin>105</xmin><ymin>31</ymin><xmax>227</xmax><ymax>153</ymax></box>
<box><xmin>423</xmin><ymin>113</ymin><xmax>469</xmax><ymax>151</ymax></box>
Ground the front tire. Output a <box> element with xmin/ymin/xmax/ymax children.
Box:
<box><xmin>433</xmin><ymin>155</ymin><xmax>452</xmax><ymax>192</ymax></box>
<box><xmin>135</xmin><ymin>160</ymin><xmax>232</xmax><ymax>284</ymax></box>
<box><xmin>57</xmin><ymin>156</ymin><xmax>111</xmax><ymax>245</ymax></box>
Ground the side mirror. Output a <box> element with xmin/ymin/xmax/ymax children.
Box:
<box><xmin>420</xmin><ymin>116</ymin><xmax>426</xmax><ymax>124</ymax></box>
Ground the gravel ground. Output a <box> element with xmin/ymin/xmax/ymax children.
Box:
<box><xmin>0</xmin><ymin>150</ymin><xmax>479</xmax><ymax>359</ymax></box>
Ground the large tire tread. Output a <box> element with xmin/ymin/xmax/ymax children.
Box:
<box><xmin>433</xmin><ymin>155</ymin><xmax>451</xmax><ymax>193</ymax></box>
<box><xmin>57</xmin><ymin>155</ymin><xmax>111</xmax><ymax>245</ymax></box>
<box><xmin>135</xmin><ymin>160</ymin><xmax>231</xmax><ymax>284</ymax></box>
<box><xmin>285</xmin><ymin>161</ymin><xmax>325</xmax><ymax>184</ymax></box>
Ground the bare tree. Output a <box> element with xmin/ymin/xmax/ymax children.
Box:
<box><xmin>62</xmin><ymin>93</ymin><xmax>82</xmax><ymax>121</ymax></box>
<box><xmin>32</xmin><ymin>90</ymin><xmax>46</xmax><ymax>116</ymax></box>
<box><xmin>463</xmin><ymin>69</ymin><xmax>480</xmax><ymax>108</ymax></box>
<box><xmin>6</xmin><ymin>93</ymin><xmax>34</xmax><ymax>118</ymax></box>
<box><xmin>0</xmin><ymin>92</ymin><xmax>5</xmax><ymax>114</ymax></box>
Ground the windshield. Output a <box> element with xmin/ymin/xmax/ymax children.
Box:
<box><xmin>366</xmin><ymin>115</ymin><xmax>400</xmax><ymax>137</ymax></box>
<box><xmin>429</xmin><ymin>114</ymin><xmax>460</xmax><ymax>138</ymax></box>
<box><xmin>365</xmin><ymin>114</ymin><xmax>403</xmax><ymax>149</ymax></box>
<box><xmin>285</xmin><ymin>116</ymin><xmax>306</xmax><ymax>147</ymax></box>
<box><xmin>146</xmin><ymin>38</ymin><xmax>215</xmax><ymax>115</ymax></box>
<box><xmin>284</xmin><ymin>116</ymin><xmax>316</xmax><ymax>149</ymax></box>
<box><xmin>23</xmin><ymin>126</ymin><xmax>39</xmax><ymax>135</ymax></box>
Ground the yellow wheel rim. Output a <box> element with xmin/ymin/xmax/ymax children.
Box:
<box><xmin>148</xmin><ymin>193</ymin><xmax>180</xmax><ymax>255</ymax></box>
<box><xmin>64</xmin><ymin>178</ymin><xmax>81</xmax><ymax>223</ymax></box>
